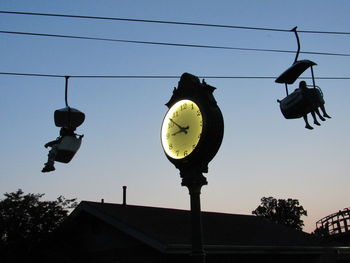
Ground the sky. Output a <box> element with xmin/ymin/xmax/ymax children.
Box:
<box><xmin>1</xmin><ymin>0</ymin><xmax>350</xmax><ymax>233</ymax></box>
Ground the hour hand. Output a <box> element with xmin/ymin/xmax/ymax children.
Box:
<box><xmin>172</xmin><ymin>128</ymin><xmax>188</xmax><ymax>136</ymax></box>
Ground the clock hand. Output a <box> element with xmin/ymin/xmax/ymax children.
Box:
<box><xmin>172</xmin><ymin>128</ymin><xmax>187</xmax><ymax>136</ymax></box>
<box><xmin>169</xmin><ymin>119</ymin><xmax>189</xmax><ymax>135</ymax></box>
<box><xmin>169</xmin><ymin>118</ymin><xmax>184</xmax><ymax>129</ymax></box>
<box><xmin>182</xmin><ymin>125</ymin><xmax>190</xmax><ymax>133</ymax></box>
<box><xmin>172</xmin><ymin>130</ymin><xmax>182</xmax><ymax>136</ymax></box>
<box><xmin>171</xmin><ymin>126</ymin><xmax>190</xmax><ymax>136</ymax></box>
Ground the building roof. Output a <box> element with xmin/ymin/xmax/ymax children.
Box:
<box><xmin>69</xmin><ymin>201</ymin><xmax>325</xmax><ymax>254</ymax></box>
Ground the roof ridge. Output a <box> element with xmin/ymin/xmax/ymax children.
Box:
<box><xmin>80</xmin><ymin>200</ymin><xmax>254</xmax><ymax>217</ymax></box>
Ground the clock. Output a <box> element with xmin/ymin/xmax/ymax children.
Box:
<box><xmin>161</xmin><ymin>73</ymin><xmax>224</xmax><ymax>173</ymax></box>
<box><xmin>161</xmin><ymin>99</ymin><xmax>203</xmax><ymax>160</ymax></box>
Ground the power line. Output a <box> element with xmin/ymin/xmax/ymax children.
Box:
<box><xmin>1</xmin><ymin>30</ymin><xmax>350</xmax><ymax>57</ymax></box>
<box><xmin>0</xmin><ymin>10</ymin><xmax>289</xmax><ymax>32</ymax></box>
<box><xmin>1</xmin><ymin>10</ymin><xmax>350</xmax><ymax>35</ymax></box>
<box><xmin>0</xmin><ymin>72</ymin><xmax>65</xmax><ymax>78</ymax></box>
<box><xmin>1</xmin><ymin>72</ymin><xmax>350</xmax><ymax>80</ymax></box>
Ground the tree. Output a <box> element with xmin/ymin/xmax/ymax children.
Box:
<box><xmin>0</xmin><ymin>189</ymin><xmax>77</xmax><ymax>261</ymax></box>
<box><xmin>252</xmin><ymin>196</ymin><xmax>307</xmax><ymax>231</ymax></box>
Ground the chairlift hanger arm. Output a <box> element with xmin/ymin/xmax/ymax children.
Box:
<box><xmin>292</xmin><ymin>27</ymin><xmax>301</xmax><ymax>63</ymax></box>
<box><xmin>65</xmin><ymin>76</ymin><xmax>70</xmax><ymax>107</ymax></box>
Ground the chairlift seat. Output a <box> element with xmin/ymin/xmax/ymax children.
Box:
<box><xmin>279</xmin><ymin>90</ymin><xmax>308</xmax><ymax>119</ymax></box>
<box><xmin>54</xmin><ymin>107</ymin><xmax>85</xmax><ymax>128</ymax></box>
<box><xmin>279</xmin><ymin>89</ymin><xmax>323</xmax><ymax>119</ymax></box>
<box><xmin>55</xmin><ymin>136</ymin><xmax>82</xmax><ymax>163</ymax></box>
<box><xmin>280</xmin><ymin>89</ymin><xmax>317</xmax><ymax>119</ymax></box>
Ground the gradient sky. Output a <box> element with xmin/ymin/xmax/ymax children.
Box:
<box><xmin>1</xmin><ymin>0</ymin><xmax>350</xmax><ymax>233</ymax></box>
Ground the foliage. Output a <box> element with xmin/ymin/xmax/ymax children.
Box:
<box><xmin>252</xmin><ymin>196</ymin><xmax>307</xmax><ymax>231</ymax></box>
<box><xmin>0</xmin><ymin>189</ymin><xmax>77</xmax><ymax>261</ymax></box>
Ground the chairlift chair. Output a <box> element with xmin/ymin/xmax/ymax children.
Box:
<box><xmin>54</xmin><ymin>76</ymin><xmax>85</xmax><ymax>163</ymax></box>
<box><xmin>275</xmin><ymin>27</ymin><xmax>325</xmax><ymax>120</ymax></box>
<box><xmin>43</xmin><ymin>76</ymin><xmax>85</xmax><ymax>172</ymax></box>
<box><xmin>55</xmin><ymin>135</ymin><xmax>83</xmax><ymax>163</ymax></box>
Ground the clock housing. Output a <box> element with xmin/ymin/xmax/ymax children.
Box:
<box><xmin>161</xmin><ymin>73</ymin><xmax>224</xmax><ymax>173</ymax></box>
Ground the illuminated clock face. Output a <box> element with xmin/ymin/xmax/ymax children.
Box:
<box><xmin>161</xmin><ymin>99</ymin><xmax>203</xmax><ymax>159</ymax></box>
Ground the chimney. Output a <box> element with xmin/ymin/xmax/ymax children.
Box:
<box><xmin>123</xmin><ymin>186</ymin><xmax>127</xmax><ymax>206</ymax></box>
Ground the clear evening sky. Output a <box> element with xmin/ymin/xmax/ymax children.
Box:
<box><xmin>1</xmin><ymin>0</ymin><xmax>349</xmax><ymax>233</ymax></box>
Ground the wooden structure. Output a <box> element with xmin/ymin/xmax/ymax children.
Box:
<box><xmin>316</xmin><ymin>208</ymin><xmax>350</xmax><ymax>235</ymax></box>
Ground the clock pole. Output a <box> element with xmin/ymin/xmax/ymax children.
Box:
<box><xmin>181</xmin><ymin>166</ymin><xmax>207</xmax><ymax>263</ymax></box>
<box><xmin>161</xmin><ymin>73</ymin><xmax>224</xmax><ymax>263</ymax></box>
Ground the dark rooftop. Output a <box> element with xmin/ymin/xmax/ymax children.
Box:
<box><xmin>70</xmin><ymin>201</ymin><xmax>321</xmax><ymax>251</ymax></box>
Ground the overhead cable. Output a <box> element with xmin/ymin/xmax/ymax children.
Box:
<box><xmin>1</xmin><ymin>30</ymin><xmax>349</xmax><ymax>57</ymax></box>
<box><xmin>1</xmin><ymin>72</ymin><xmax>350</xmax><ymax>80</ymax></box>
<box><xmin>1</xmin><ymin>10</ymin><xmax>350</xmax><ymax>35</ymax></box>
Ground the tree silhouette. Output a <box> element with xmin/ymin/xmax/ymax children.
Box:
<box><xmin>0</xmin><ymin>189</ymin><xmax>77</xmax><ymax>262</ymax></box>
<box><xmin>252</xmin><ymin>196</ymin><xmax>307</xmax><ymax>231</ymax></box>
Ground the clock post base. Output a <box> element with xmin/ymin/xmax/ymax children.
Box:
<box><xmin>189</xmin><ymin>252</ymin><xmax>206</xmax><ymax>263</ymax></box>
<box><xmin>181</xmin><ymin>168</ymin><xmax>207</xmax><ymax>263</ymax></box>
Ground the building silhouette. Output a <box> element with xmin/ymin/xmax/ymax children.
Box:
<box><xmin>42</xmin><ymin>200</ymin><xmax>350</xmax><ymax>263</ymax></box>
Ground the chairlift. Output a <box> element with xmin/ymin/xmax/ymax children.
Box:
<box><xmin>275</xmin><ymin>27</ymin><xmax>330</xmax><ymax>129</ymax></box>
<box><xmin>42</xmin><ymin>76</ymin><xmax>85</xmax><ymax>172</ymax></box>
